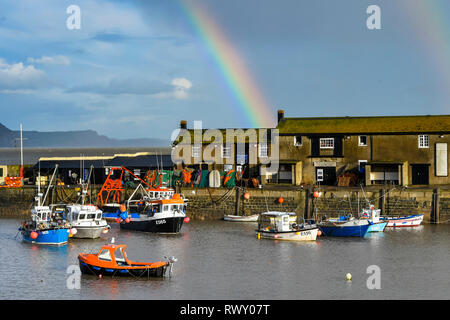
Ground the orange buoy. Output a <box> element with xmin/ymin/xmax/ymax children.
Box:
<box><xmin>278</xmin><ymin>197</ymin><xmax>284</xmax><ymax>204</ymax></box>
<box><xmin>184</xmin><ymin>217</ymin><xmax>190</xmax><ymax>223</ymax></box>
<box><xmin>115</xmin><ymin>218</ymin><xmax>120</xmax><ymax>224</ymax></box>
<box><xmin>30</xmin><ymin>231</ymin><xmax>38</xmax><ymax>239</ymax></box>
<box><xmin>313</xmin><ymin>191</ymin><xmax>320</xmax><ymax>198</ymax></box>
<box><xmin>125</xmin><ymin>218</ymin><xmax>130</xmax><ymax>223</ymax></box>
<box><xmin>243</xmin><ymin>192</ymin><xmax>250</xmax><ymax>200</ymax></box>
<box><xmin>317</xmin><ymin>229</ymin><xmax>322</xmax><ymax>236</ymax></box>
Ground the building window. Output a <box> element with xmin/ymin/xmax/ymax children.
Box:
<box><xmin>259</xmin><ymin>143</ymin><xmax>268</xmax><ymax>157</ymax></box>
<box><xmin>192</xmin><ymin>145</ymin><xmax>201</xmax><ymax>157</ymax></box>
<box><xmin>320</xmin><ymin>138</ymin><xmax>334</xmax><ymax>149</ymax></box>
<box><xmin>221</xmin><ymin>145</ymin><xmax>231</xmax><ymax>158</ymax></box>
<box><xmin>358</xmin><ymin>160</ymin><xmax>368</xmax><ymax>173</ymax></box>
<box><xmin>294</xmin><ymin>135</ymin><xmax>302</xmax><ymax>146</ymax></box>
<box><xmin>418</xmin><ymin>135</ymin><xmax>429</xmax><ymax>148</ymax></box>
<box><xmin>358</xmin><ymin>136</ymin><xmax>367</xmax><ymax>146</ymax></box>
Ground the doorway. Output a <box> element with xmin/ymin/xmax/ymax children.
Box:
<box><xmin>411</xmin><ymin>164</ymin><xmax>429</xmax><ymax>185</ymax></box>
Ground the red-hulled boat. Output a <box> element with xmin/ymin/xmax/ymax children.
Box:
<box><xmin>78</xmin><ymin>244</ymin><xmax>176</xmax><ymax>277</ymax></box>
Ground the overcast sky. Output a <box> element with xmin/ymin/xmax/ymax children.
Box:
<box><xmin>0</xmin><ymin>0</ymin><xmax>449</xmax><ymax>141</ymax></box>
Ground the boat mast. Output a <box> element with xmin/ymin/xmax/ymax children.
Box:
<box><xmin>20</xmin><ymin>123</ymin><xmax>23</xmax><ymax>178</ymax></box>
<box><xmin>42</xmin><ymin>165</ymin><xmax>59</xmax><ymax>206</ymax></box>
<box><xmin>37</xmin><ymin>161</ymin><xmax>41</xmax><ymax>207</ymax></box>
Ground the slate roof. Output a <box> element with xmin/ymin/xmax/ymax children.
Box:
<box><xmin>276</xmin><ymin>115</ymin><xmax>450</xmax><ymax>135</ymax></box>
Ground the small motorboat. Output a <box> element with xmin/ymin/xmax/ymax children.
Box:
<box><xmin>223</xmin><ymin>214</ymin><xmax>259</xmax><ymax>222</ymax></box>
<box><xmin>360</xmin><ymin>206</ymin><xmax>387</xmax><ymax>232</ymax></box>
<box><xmin>256</xmin><ymin>211</ymin><xmax>318</xmax><ymax>241</ymax></box>
<box><xmin>318</xmin><ymin>214</ymin><xmax>370</xmax><ymax>237</ymax></box>
<box><xmin>78</xmin><ymin>243</ymin><xmax>177</xmax><ymax>277</ymax></box>
<box><xmin>380</xmin><ymin>214</ymin><xmax>424</xmax><ymax>227</ymax></box>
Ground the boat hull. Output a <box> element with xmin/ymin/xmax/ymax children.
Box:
<box><xmin>71</xmin><ymin>226</ymin><xmax>106</xmax><ymax>239</ymax></box>
<box><xmin>79</xmin><ymin>261</ymin><xmax>167</xmax><ymax>277</ymax></box>
<box><xmin>381</xmin><ymin>214</ymin><xmax>424</xmax><ymax>227</ymax></box>
<box><xmin>367</xmin><ymin>222</ymin><xmax>388</xmax><ymax>232</ymax></box>
<box><xmin>21</xmin><ymin>228</ymin><xmax>69</xmax><ymax>245</ymax></box>
<box><xmin>224</xmin><ymin>214</ymin><xmax>259</xmax><ymax>222</ymax></box>
<box><xmin>119</xmin><ymin>216</ymin><xmax>184</xmax><ymax>233</ymax></box>
<box><xmin>318</xmin><ymin>224</ymin><xmax>370</xmax><ymax>237</ymax></box>
<box><xmin>256</xmin><ymin>227</ymin><xmax>318</xmax><ymax>241</ymax></box>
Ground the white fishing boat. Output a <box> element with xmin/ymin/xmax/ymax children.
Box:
<box><xmin>380</xmin><ymin>214</ymin><xmax>424</xmax><ymax>227</ymax></box>
<box><xmin>256</xmin><ymin>212</ymin><xmax>318</xmax><ymax>241</ymax></box>
<box><xmin>223</xmin><ymin>214</ymin><xmax>259</xmax><ymax>222</ymax></box>
<box><xmin>65</xmin><ymin>204</ymin><xmax>110</xmax><ymax>238</ymax></box>
<box><xmin>65</xmin><ymin>165</ymin><xmax>110</xmax><ymax>239</ymax></box>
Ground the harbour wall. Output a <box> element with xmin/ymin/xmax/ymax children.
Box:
<box><xmin>1</xmin><ymin>186</ymin><xmax>449</xmax><ymax>224</ymax></box>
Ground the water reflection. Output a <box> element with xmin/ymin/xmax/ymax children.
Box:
<box><xmin>1</xmin><ymin>218</ymin><xmax>450</xmax><ymax>299</ymax></box>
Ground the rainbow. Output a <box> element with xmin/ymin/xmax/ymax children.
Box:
<box><xmin>398</xmin><ymin>0</ymin><xmax>450</xmax><ymax>112</ymax></box>
<box><xmin>179</xmin><ymin>0</ymin><xmax>275</xmax><ymax>128</ymax></box>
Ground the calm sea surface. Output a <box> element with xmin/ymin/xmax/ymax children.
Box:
<box><xmin>0</xmin><ymin>218</ymin><xmax>449</xmax><ymax>300</ymax></box>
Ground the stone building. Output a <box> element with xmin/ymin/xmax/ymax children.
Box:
<box><xmin>275</xmin><ymin>110</ymin><xmax>450</xmax><ymax>186</ymax></box>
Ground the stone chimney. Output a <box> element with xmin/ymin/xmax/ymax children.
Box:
<box><xmin>180</xmin><ymin>120</ymin><xmax>187</xmax><ymax>129</ymax></box>
<box><xmin>277</xmin><ymin>109</ymin><xmax>285</xmax><ymax>123</ymax></box>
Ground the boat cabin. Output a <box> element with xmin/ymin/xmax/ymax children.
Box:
<box><xmin>96</xmin><ymin>244</ymin><xmax>129</xmax><ymax>266</ymax></box>
<box><xmin>31</xmin><ymin>206</ymin><xmax>52</xmax><ymax>222</ymax></box>
<box><xmin>258</xmin><ymin>212</ymin><xmax>297</xmax><ymax>232</ymax></box>
<box><xmin>361</xmin><ymin>206</ymin><xmax>381</xmax><ymax>223</ymax></box>
<box><xmin>66</xmin><ymin>205</ymin><xmax>103</xmax><ymax>222</ymax></box>
<box><xmin>146</xmin><ymin>188</ymin><xmax>175</xmax><ymax>200</ymax></box>
<box><xmin>147</xmin><ymin>194</ymin><xmax>186</xmax><ymax>216</ymax></box>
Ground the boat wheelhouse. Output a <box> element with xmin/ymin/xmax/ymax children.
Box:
<box><xmin>360</xmin><ymin>207</ymin><xmax>388</xmax><ymax>232</ymax></box>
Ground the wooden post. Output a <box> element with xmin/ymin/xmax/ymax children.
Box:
<box><xmin>235</xmin><ymin>187</ymin><xmax>241</xmax><ymax>216</ymax></box>
<box><xmin>304</xmin><ymin>188</ymin><xmax>310</xmax><ymax>220</ymax></box>
<box><xmin>433</xmin><ymin>188</ymin><xmax>440</xmax><ymax>224</ymax></box>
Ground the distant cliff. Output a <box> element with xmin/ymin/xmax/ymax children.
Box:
<box><xmin>0</xmin><ymin>123</ymin><xmax>168</xmax><ymax>148</ymax></box>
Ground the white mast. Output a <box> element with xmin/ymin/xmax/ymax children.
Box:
<box><xmin>20</xmin><ymin>123</ymin><xmax>23</xmax><ymax>171</ymax></box>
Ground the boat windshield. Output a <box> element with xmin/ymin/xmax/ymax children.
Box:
<box><xmin>98</xmin><ymin>249</ymin><xmax>112</xmax><ymax>261</ymax></box>
<box><xmin>114</xmin><ymin>248</ymin><xmax>127</xmax><ymax>265</ymax></box>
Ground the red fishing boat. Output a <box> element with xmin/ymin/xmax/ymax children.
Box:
<box><xmin>78</xmin><ymin>243</ymin><xmax>177</xmax><ymax>277</ymax></box>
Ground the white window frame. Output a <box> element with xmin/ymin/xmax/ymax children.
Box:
<box><xmin>418</xmin><ymin>135</ymin><xmax>429</xmax><ymax>148</ymax></box>
<box><xmin>358</xmin><ymin>136</ymin><xmax>368</xmax><ymax>146</ymax></box>
<box><xmin>221</xmin><ymin>144</ymin><xmax>231</xmax><ymax>159</ymax></box>
<box><xmin>294</xmin><ymin>135</ymin><xmax>302</xmax><ymax>146</ymax></box>
<box><xmin>320</xmin><ymin>138</ymin><xmax>334</xmax><ymax>149</ymax></box>
<box><xmin>192</xmin><ymin>145</ymin><xmax>201</xmax><ymax>157</ymax></box>
<box><xmin>258</xmin><ymin>143</ymin><xmax>268</xmax><ymax>158</ymax></box>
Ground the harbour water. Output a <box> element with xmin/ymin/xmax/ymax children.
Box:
<box><xmin>0</xmin><ymin>218</ymin><xmax>449</xmax><ymax>300</ymax></box>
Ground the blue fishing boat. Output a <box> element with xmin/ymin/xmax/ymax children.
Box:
<box><xmin>19</xmin><ymin>166</ymin><xmax>71</xmax><ymax>245</ymax></box>
<box><xmin>318</xmin><ymin>215</ymin><xmax>370</xmax><ymax>237</ymax></box>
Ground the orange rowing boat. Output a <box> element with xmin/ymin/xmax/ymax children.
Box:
<box><xmin>78</xmin><ymin>244</ymin><xmax>176</xmax><ymax>277</ymax></box>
